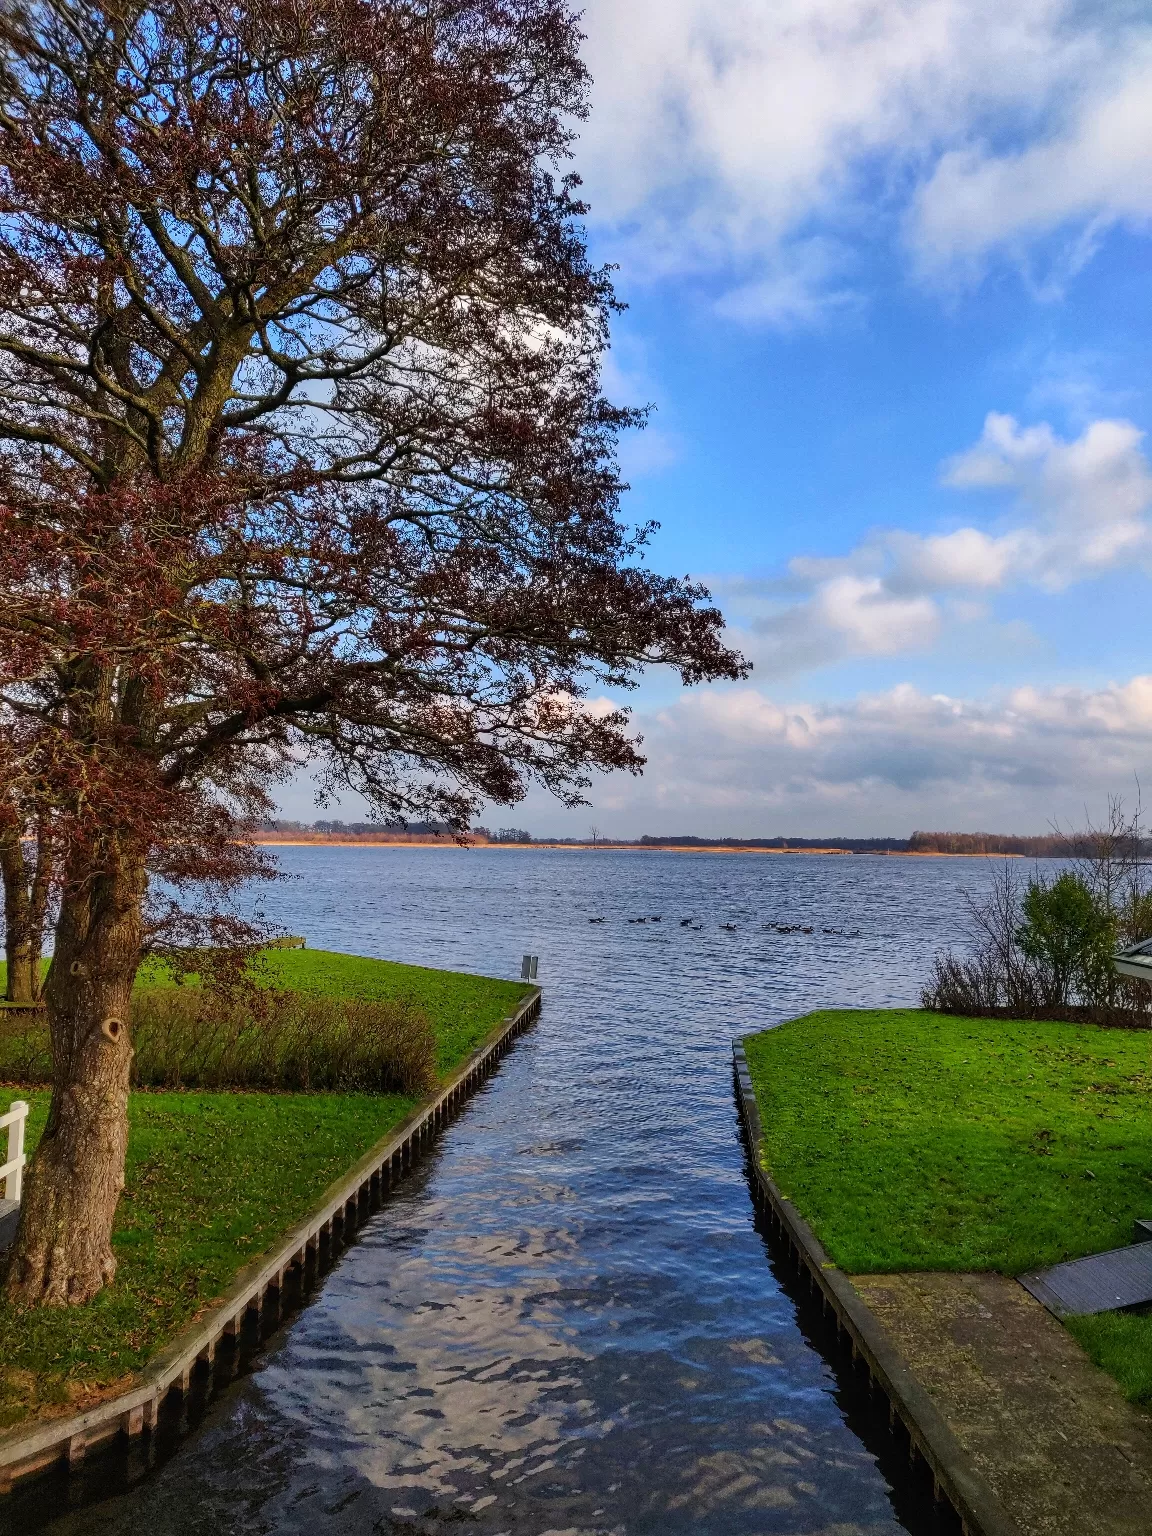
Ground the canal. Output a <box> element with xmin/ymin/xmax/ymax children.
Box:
<box><xmin>19</xmin><ymin>846</ymin><xmax>991</xmax><ymax>1534</ymax></box>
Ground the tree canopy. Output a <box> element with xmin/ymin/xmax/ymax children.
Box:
<box><xmin>0</xmin><ymin>0</ymin><xmax>745</xmax><ymax>1304</ymax></box>
<box><xmin>1</xmin><ymin>0</ymin><xmax>743</xmax><ymax>855</ymax></box>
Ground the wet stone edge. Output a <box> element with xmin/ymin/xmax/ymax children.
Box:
<box><xmin>0</xmin><ymin>986</ymin><xmax>543</xmax><ymax>1496</ymax></box>
<box><xmin>732</xmin><ymin>1041</ymin><xmax>1021</xmax><ymax>1536</ymax></box>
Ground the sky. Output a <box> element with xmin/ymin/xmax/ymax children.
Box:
<box><xmin>282</xmin><ymin>0</ymin><xmax>1152</xmax><ymax>839</ymax></box>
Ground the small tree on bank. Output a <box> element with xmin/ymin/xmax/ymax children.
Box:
<box><xmin>0</xmin><ymin>0</ymin><xmax>746</xmax><ymax>1305</ymax></box>
<box><xmin>922</xmin><ymin>796</ymin><xmax>1152</xmax><ymax>1018</ymax></box>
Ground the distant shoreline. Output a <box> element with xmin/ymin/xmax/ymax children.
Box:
<box><xmin>255</xmin><ymin>839</ymin><xmax>1019</xmax><ymax>857</ymax></box>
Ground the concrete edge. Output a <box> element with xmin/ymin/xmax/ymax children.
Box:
<box><xmin>0</xmin><ymin>985</ymin><xmax>542</xmax><ymax>1493</ymax></box>
<box><xmin>733</xmin><ymin>1040</ymin><xmax>1022</xmax><ymax>1536</ymax></box>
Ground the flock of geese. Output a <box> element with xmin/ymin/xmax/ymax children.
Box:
<box><xmin>586</xmin><ymin>915</ymin><xmax>859</xmax><ymax>936</ymax></box>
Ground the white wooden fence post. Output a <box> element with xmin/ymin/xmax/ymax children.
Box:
<box><xmin>2</xmin><ymin>1099</ymin><xmax>28</xmax><ymax>1203</ymax></box>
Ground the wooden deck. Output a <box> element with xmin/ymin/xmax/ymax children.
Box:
<box><xmin>1020</xmin><ymin>1241</ymin><xmax>1152</xmax><ymax>1317</ymax></box>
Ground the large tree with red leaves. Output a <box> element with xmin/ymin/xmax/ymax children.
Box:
<box><xmin>0</xmin><ymin>0</ymin><xmax>745</xmax><ymax>1306</ymax></box>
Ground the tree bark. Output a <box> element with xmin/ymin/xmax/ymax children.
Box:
<box><xmin>4</xmin><ymin>850</ymin><xmax>145</xmax><ymax>1307</ymax></box>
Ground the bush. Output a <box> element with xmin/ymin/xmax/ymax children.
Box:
<box><xmin>0</xmin><ymin>988</ymin><xmax>438</xmax><ymax>1095</ymax></box>
<box><xmin>0</xmin><ymin>1008</ymin><xmax>51</xmax><ymax>1083</ymax></box>
<box><xmin>1017</xmin><ymin>872</ymin><xmax>1115</xmax><ymax>1010</ymax></box>
<box><xmin>922</xmin><ymin>852</ymin><xmax>1152</xmax><ymax>1024</ymax></box>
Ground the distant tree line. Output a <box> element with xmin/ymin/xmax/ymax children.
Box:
<box><xmin>637</xmin><ymin>835</ymin><xmax>910</xmax><ymax>851</ymax></box>
<box><xmin>906</xmin><ymin>830</ymin><xmax>1130</xmax><ymax>857</ymax></box>
<box><xmin>256</xmin><ymin>819</ymin><xmax>457</xmax><ymax>837</ymax></box>
<box><xmin>250</xmin><ymin>824</ymin><xmax>1144</xmax><ymax>853</ymax></box>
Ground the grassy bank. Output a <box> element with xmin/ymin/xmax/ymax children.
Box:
<box><xmin>239</xmin><ymin>947</ymin><xmax>528</xmax><ymax>1071</ymax></box>
<box><xmin>742</xmin><ymin>1009</ymin><xmax>1152</xmax><ymax>1402</ymax></box>
<box><xmin>0</xmin><ymin>950</ymin><xmax>531</xmax><ymax>1430</ymax></box>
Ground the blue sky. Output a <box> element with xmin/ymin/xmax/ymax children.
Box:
<box><xmin>282</xmin><ymin>0</ymin><xmax>1152</xmax><ymax>838</ymax></box>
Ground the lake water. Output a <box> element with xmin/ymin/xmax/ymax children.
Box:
<box><xmin>28</xmin><ymin>847</ymin><xmax>1002</xmax><ymax>1536</ymax></box>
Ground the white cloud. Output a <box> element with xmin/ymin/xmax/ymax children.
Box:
<box><xmin>911</xmin><ymin>44</ymin><xmax>1152</xmax><ymax>278</ymax></box>
<box><xmin>939</xmin><ymin>413</ymin><xmax>1152</xmax><ymax>586</ymax></box>
<box><xmin>728</xmin><ymin>413</ymin><xmax>1152</xmax><ymax>677</ymax></box>
<box><xmin>712</xmin><ymin>239</ymin><xmax>860</xmax><ymax>326</ymax></box>
<box><xmin>545</xmin><ymin>675</ymin><xmax>1152</xmax><ymax>834</ymax></box>
<box><xmin>279</xmin><ymin>674</ymin><xmax>1152</xmax><ymax>838</ymax></box>
<box><xmin>577</xmin><ymin>0</ymin><xmax>1152</xmax><ymax>311</ymax></box>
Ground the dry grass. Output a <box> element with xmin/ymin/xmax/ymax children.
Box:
<box><xmin>0</xmin><ymin>987</ymin><xmax>438</xmax><ymax>1095</ymax></box>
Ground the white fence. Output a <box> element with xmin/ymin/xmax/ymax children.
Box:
<box><xmin>1</xmin><ymin>1099</ymin><xmax>28</xmax><ymax>1204</ymax></box>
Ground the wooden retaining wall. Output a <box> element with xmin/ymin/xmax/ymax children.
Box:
<box><xmin>0</xmin><ymin>986</ymin><xmax>542</xmax><ymax>1496</ymax></box>
<box><xmin>733</xmin><ymin>1041</ymin><xmax>1021</xmax><ymax>1536</ymax></box>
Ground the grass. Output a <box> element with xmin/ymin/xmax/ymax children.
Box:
<box><xmin>0</xmin><ymin>948</ymin><xmax>530</xmax><ymax>1088</ymax></box>
<box><xmin>233</xmin><ymin>947</ymin><xmax>529</xmax><ymax>1072</ymax></box>
<box><xmin>0</xmin><ymin>949</ymin><xmax>531</xmax><ymax>1429</ymax></box>
<box><xmin>742</xmin><ymin>1008</ymin><xmax>1152</xmax><ymax>1404</ymax></box>
<box><xmin>0</xmin><ymin>986</ymin><xmax>440</xmax><ymax>1094</ymax></box>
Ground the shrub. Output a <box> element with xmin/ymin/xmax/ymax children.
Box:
<box><xmin>0</xmin><ymin>988</ymin><xmax>438</xmax><ymax>1095</ymax></box>
<box><xmin>1017</xmin><ymin>872</ymin><xmax>1115</xmax><ymax>1010</ymax></box>
<box><xmin>922</xmin><ymin>853</ymin><xmax>1151</xmax><ymax>1024</ymax></box>
<box><xmin>0</xmin><ymin>1009</ymin><xmax>51</xmax><ymax>1083</ymax></box>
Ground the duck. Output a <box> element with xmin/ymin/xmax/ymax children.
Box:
<box><xmin>720</xmin><ymin>923</ymin><xmax>738</xmax><ymax>931</ymax></box>
<box><xmin>588</xmin><ymin>917</ymin><xmax>605</xmax><ymax>924</ymax></box>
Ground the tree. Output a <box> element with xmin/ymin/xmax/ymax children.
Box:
<box><xmin>0</xmin><ymin>0</ymin><xmax>745</xmax><ymax>1304</ymax></box>
<box><xmin>0</xmin><ymin>797</ymin><xmax>53</xmax><ymax>1004</ymax></box>
<box><xmin>1017</xmin><ymin>872</ymin><xmax>1114</xmax><ymax>1011</ymax></box>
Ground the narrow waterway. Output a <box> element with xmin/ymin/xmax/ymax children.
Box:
<box><xmin>22</xmin><ymin>848</ymin><xmax>998</xmax><ymax>1535</ymax></box>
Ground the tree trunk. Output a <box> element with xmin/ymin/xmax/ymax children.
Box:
<box><xmin>0</xmin><ymin>824</ymin><xmax>38</xmax><ymax>1005</ymax></box>
<box><xmin>26</xmin><ymin>811</ymin><xmax>53</xmax><ymax>1000</ymax></box>
<box><xmin>4</xmin><ymin>851</ymin><xmax>145</xmax><ymax>1307</ymax></box>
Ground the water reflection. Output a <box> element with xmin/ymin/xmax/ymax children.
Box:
<box><xmin>22</xmin><ymin>849</ymin><xmax>998</xmax><ymax>1535</ymax></box>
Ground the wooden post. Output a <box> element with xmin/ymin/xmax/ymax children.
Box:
<box><xmin>1</xmin><ymin>1099</ymin><xmax>28</xmax><ymax>1202</ymax></box>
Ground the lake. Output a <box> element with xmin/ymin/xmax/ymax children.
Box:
<box><xmin>30</xmin><ymin>846</ymin><xmax>1004</xmax><ymax>1535</ymax></box>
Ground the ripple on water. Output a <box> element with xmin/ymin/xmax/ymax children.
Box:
<box><xmin>32</xmin><ymin>848</ymin><xmax>1002</xmax><ymax>1535</ymax></box>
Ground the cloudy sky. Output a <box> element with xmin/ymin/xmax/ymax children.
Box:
<box><xmin>289</xmin><ymin>0</ymin><xmax>1152</xmax><ymax>837</ymax></box>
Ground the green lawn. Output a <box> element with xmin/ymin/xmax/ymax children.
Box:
<box><xmin>742</xmin><ymin>1008</ymin><xmax>1152</xmax><ymax>1403</ymax></box>
<box><xmin>0</xmin><ymin>949</ymin><xmax>531</xmax><ymax>1429</ymax></box>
